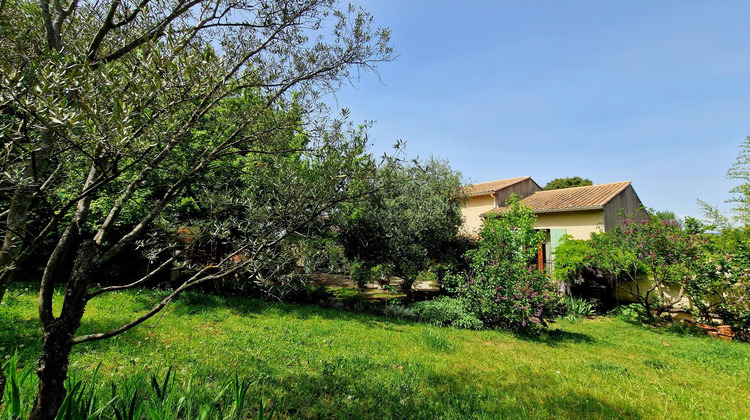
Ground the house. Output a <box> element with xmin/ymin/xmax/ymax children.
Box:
<box><xmin>461</xmin><ymin>177</ymin><xmax>646</xmax><ymax>270</ymax></box>
<box><xmin>461</xmin><ymin>176</ymin><xmax>542</xmax><ymax>233</ymax></box>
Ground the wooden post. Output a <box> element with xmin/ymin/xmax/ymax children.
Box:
<box><xmin>538</xmin><ymin>243</ymin><xmax>544</xmax><ymax>272</ymax></box>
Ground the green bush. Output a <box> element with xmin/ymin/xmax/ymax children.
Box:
<box><xmin>337</xmin><ymin>158</ymin><xmax>464</xmax><ymax>294</ymax></box>
<box><xmin>350</xmin><ymin>261</ymin><xmax>375</xmax><ymax>290</ymax></box>
<box><xmin>553</xmin><ymin>235</ymin><xmax>595</xmax><ymax>283</ymax></box>
<box><xmin>411</xmin><ymin>296</ymin><xmax>484</xmax><ymax>329</ymax></box>
<box><xmin>609</xmin><ymin>303</ymin><xmax>651</xmax><ymax>325</ymax></box>
<box><xmin>442</xmin><ymin>195</ymin><xmax>565</xmax><ymax>331</ymax></box>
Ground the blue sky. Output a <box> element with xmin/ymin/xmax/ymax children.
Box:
<box><xmin>326</xmin><ymin>0</ymin><xmax>750</xmax><ymax>219</ymax></box>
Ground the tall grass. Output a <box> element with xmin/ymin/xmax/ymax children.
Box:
<box><xmin>0</xmin><ymin>356</ymin><xmax>269</xmax><ymax>419</ymax></box>
<box><xmin>1</xmin><ymin>353</ymin><xmax>35</xmax><ymax>419</ymax></box>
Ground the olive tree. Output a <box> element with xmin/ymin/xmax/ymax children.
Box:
<box><xmin>0</xmin><ymin>0</ymin><xmax>391</xmax><ymax>417</ymax></box>
<box><xmin>338</xmin><ymin>157</ymin><xmax>464</xmax><ymax>295</ymax></box>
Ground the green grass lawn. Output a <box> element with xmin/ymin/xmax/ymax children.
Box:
<box><xmin>2</xmin><ymin>283</ymin><xmax>749</xmax><ymax>419</ymax></box>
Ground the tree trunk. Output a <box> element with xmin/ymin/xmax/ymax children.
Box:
<box><xmin>28</xmin><ymin>323</ymin><xmax>76</xmax><ymax>420</ymax></box>
<box><xmin>0</xmin><ymin>261</ymin><xmax>15</xmax><ymax>305</ymax></box>
<box><xmin>0</xmin><ymin>185</ymin><xmax>37</xmax><ymax>304</ymax></box>
<box><xmin>0</xmin><ymin>129</ymin><xmax>53</xmax><ymax>304</ymax></box>
<box><xmin>400</xmin><ymin>275</ymin><xmax>415</xmax><ymax>303</ymax></box>
<box><xmin>29</xmin><ymin>241</ymin><xmax>96</xmax><ymax>420</ymax></box>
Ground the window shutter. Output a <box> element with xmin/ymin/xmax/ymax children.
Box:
<box><xmin>550</xmin><ymin>228</ymin><xmax>567</xmax><ymax>257</ymax></box>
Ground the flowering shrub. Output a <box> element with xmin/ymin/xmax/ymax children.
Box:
<box><xmin>598</xmin><ymin>215</ymin><xmax>707</xmax><ymax>318</ymax></box>
<box><xmin>688</xmin><ymin>228</ymin><xmax>750</xmax><ymax>333</ymax></box>
<box><xmin>690</xmin><ymin>252</ymin><xmax>750</xmax><ymax>327</ymax></box>
<box><xmin>554</xmin><ymin>213</ymin><xmax>748</xmax><ymax>324</ymax></box>
<box><xmin>442</xmin><ymin>195</ymin><xmax>565</xmax><ymax>331</ymax></box>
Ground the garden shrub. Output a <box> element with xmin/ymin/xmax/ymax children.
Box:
<box><xmin>553</xmin><ymin>235</ymin><xmax>595</xmax><ymax>284</ymax></box>
<box><xmin>350</xmin><ymin>261</ymin><xmax>375</xmax><ymax>289</ymax></box>
<box><xmin>442</xmin><ymin>195</ymin><xmax>565</xmax><ymax>331</ymax></box>
<box><xmin>610</xmin><ymin>303</ymin><xmax>651</xmax><ymax>325</ymax></box>
<box><xmin>411</xmin><ymin>296</ymin><xmax>484</xmax><ymax>329</ymax></box>
<box><xmin>350</xmin><ymin>262</ymin><xmax>392</xmax><ymax>290</ymax></box>
<box><xmin>615</xmin><ymin>216</ymin><xmax>706</xmax><ymax>318</ymax></box>
<box><xmin>688</xmin><ymin>227</ymin><xmax>750</xmax><ymax>333</ymax></box>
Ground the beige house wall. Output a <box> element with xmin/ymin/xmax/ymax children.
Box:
<box><xmin>534</xmin><ymin>210</ymin><xmax>605</xmax><ymax>240</ymax></box>
<box><xmin>614</xmin><ymin>278</ymin><xmax>693</xmax><ymax>312</ymax></box>
<box><xmin>461</xmin><ymin>194</ymin><xmax>495</xmax><ymax>234</ymax></box>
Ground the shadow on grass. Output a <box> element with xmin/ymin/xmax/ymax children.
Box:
<box><xmin>260</xmin><ymin>354</ymin><xmax>643</xmax><ymax>419</ymax></box>
<box><xmin>0</xmin><ymin>288</ymin><xmax>44</xmax><ymax>364</ymax></box>
<box><xmin>168</xmin><ymin>291</ymin><xmax>420</xmax><ymax>329</ymax></box>
<box><xmin>166</xmin><ymin>291</ymin><xmax>603</xmax><ymax>344</ymax></box>
<box><xmin>513</xmin><ymin>328</ymin><xmax>596</xmax><ymax>347</ymax></box>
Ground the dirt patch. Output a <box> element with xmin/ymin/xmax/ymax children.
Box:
<box><xmin>310</xmin><ymin>273</ymin><xmax>440</xmax><ymax>292</ymax></box>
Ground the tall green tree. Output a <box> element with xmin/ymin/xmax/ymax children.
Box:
<box><xmin>543</xmin><ymin>176</ymin><xmax>593</xmax><ymax>190</ymax></box>
<box><xmin>338</xmin><ymin>157</ymin><xmax>464</xmax><ymax>295</ymax></box>
<box><xmin>0</xmin><ymin>1</ymin><xmax>391</xmax><ymax>417</ymax></box>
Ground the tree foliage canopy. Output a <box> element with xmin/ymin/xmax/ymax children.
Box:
<box><xmin>543</xmin><ymin>176</ymin><xmax>593</xmax><ymax>191</ymax></box>
<box><xmin>0</xmin><ymin>0</ymin><xmax>392</xmax><ymax>416</ymax></box>
<box><xmin>338</xmin><ymin>156</ymin><xmax>464</xmax><ymax>292</ymax></box>
<box><xmin>726</xmin><ymin>135</ymin><xmax>750</xmax><ymax>225</ymax></box>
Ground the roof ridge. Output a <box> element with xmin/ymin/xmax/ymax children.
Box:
<box><xmin>461</xmin><ymin>176</ymin><xmax>534</xmax><ymax>196</ymax></box>
<box><xmin>535</xmin><ymin>180</ymin><xmax>630</xmax><ymax>194</ymax></box>
<box><xmin>464</xmin><ymin>176</ymin><xmax>530</xmax><ymax>188</ymax></box>
<box><xmin>492</xmin><ymin>180</ymin><xmax>633</xmax><ymax>213</ymax></box>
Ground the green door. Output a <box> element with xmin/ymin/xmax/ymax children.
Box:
<box><xmin>549</xmin><ymin>228</ymin><xmax>567</xmax><ymax>272</ymax></box>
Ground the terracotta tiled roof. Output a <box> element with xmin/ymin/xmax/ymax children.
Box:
<box><xmin>461</xmin><ymin>176</ymin><xmax>532</xmax><ymax>197</ymax></box>
<box><xmin>488</xmin><ymin>181</ymin><xmax>632</xmax><ymax>215</ymax></box>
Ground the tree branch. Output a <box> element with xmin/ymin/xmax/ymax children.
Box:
<box><xmin>88</xmin><ymin>257</ymin><xmax>175</xmax><ymax>298</ymax></box>
<box><xmin>72</xmin><ymin>246</ymin><xmax>247</xmax><ymax>344</ymax></box>
<box><xmin>90</xmin><ymin>0</ymin><xmax>201</xmax><ymax>67</ymax></box>
<box><xmin>112</xmin><ymin>0</ymin><xmax>150</xmax><ymax>29</ymax></box>
<box><xmin>38</xmin><ymin>0</ymin><xmax>56</xmax><ymax>50</ymax></box>
<box><xmin>86</xmin><ymin>0</ymin><xmax>122</xmax><ymax>61</ymax></box>
<box><xmin>39</xmin><ymin>162</ymin><xmax>98</xmax><ymax>331</ymax></box>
